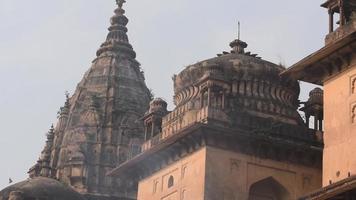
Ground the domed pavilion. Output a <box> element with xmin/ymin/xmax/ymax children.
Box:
<box><xmin>109</xmin><ymin>37</ymin><xmax>324</xmax><ymax>200</ymax></box>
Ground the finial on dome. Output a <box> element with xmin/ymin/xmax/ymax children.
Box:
<box><xmin>116</xmin><ymin>0</ymin><xmax>126</xmax><ymax>9</ymax></box>
<box><xmin>230</xmin><ymin>39</ymin><xmax>247</xmax><ymax>54</ymax></box>
<box><xmin>229</xmin><ymin>21</ymin><xmax>247</xmax><ymax>54</ymax></box>
<box><xmin>238</xmin><ymin>21</ymin><xmax>241</xmax><ymax>40</ymax></box>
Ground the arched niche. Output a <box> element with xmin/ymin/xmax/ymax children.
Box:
<box><xmin>352</xmin><ymin>104</ymin><xmax>356</xmax><ymax>123</ymax></box>
<box><xmin>248</xmin><ymin>177</ymin><xmax>291</xmax><ymax>200</ymax></box>
<box><xmin>168</xmin><ymin>176</ymin><xmax>174</xmax><ymax>188</ymax></box>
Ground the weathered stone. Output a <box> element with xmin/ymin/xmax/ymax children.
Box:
<box><xmin>0</xmin><ymin>177</ymin><xmax>86</xmax><ymax>200</ymax></box>
<box><xmin>110</xmin><ymin>37</ymin><xmax>323</xmax><ymax>200</ymax></box>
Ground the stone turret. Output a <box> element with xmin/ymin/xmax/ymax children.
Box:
<box><xmin>300</xmin><ymin>88</ymin><xmax>324</xmax><ymax>131</ymax></box>
<box><xmin>39</xmin><ymin>125</ymin><xmax>55</xmax><ymax>177</ymax></box>
<box><xmin>50</xmin><ymin>93</ymin><xmax>70</xmax><ymax>175</ymax></box>
<box><xmin>143</xmin><ymin>98</ymin><xmax>169</xmax><ymax>141</ymax></box>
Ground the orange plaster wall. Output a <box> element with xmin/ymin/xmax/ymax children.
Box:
<box><xmin>137</xmin><ymin>146</ymin><xmax>321</xmax><ymax>200</ymax></box>
<box><xmin>204</xmin><ymin>147</ymin><xmax>321</xmax><ymax>200</ymax></box>
<box><xmin>323</xmin><ymin>59</ymin><xmax>356</xmax><ymax>186</ymax></box>
<box><xmin>137</xmin><ymin>148</ymin><xmax>206</xmax><ymax>200</ymax></box>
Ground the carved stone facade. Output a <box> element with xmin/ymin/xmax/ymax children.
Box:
<box><xmin>109</xmin><ymin>36</ymin><xmax>323</xmax><ymax>199</ymax></box>
<box><xmin>45</xmin><ymin>2</ymin><xmax>151</xmax><ymax>199</ymax></box>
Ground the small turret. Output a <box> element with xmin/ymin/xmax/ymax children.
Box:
<box><xmin>300</xmin><ymin>88</ymin><xmax>324</xmax><ymax>131</ymax></box>
<box><xmin>322</xmin><ymin>0</ymin><xmax>356</xmax><ymax>44</ymax></box>
<box><xmin>143</xmin><ymin>98</ymin><xmax>168</xmax><ymax>141</ymax></box>
<box><xmin>40</xmin><ymin>125</ymin><xmax>55</xmax><ymax>177</ymax></box>
<box><xmin>56</xmin><ymin>92</ymin><xmax>70</xmax><ymax>132</ymax></box>
<box><xmin>28</xmin><ymin>125</ymin><xmax>55</xmax><ymax>178</ymax></box>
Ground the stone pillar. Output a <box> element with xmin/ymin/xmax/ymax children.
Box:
<box><xmin>329</xmin><ymin>9</ymin><xmax>334</xmax><ymax>33</ymax></box>
<box><xmin>339</xmin><ymin>0</ymin><xmax>345</xmax><ymax>26</ymax></box>
<box><xmin>144</xmin><ymin>125</ymin><xmax>148</xmax><ymax>141</ymax></box>
<box><xmin>207</xmin><ymin>87</ymin><xmax>211</xmax><ymax>107</ymax></box>
<box><xmin>151</xmin><ymin>121</ymin><xmax>155</xmax><ymax>138</ymax></box>
<box><xmin>314</xmin><ymin>116</ymin><xmax>318</xmax><ymax>130</ymax></box>
<box><xmin>200</xmin><ymin>92</ymin><xmax>204</xmax><ymax>108</ymax></box>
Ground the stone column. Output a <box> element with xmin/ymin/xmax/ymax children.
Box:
<box><xmin>339</xmin><ymin>0</ymin><xmax>345</xmax><ymax>26</ymax></box>
<box><xmin>200</xmin><ymin>92</ymin><xmax>204</xmax><ymax>108</ymax></box>
<box><xmin>314</xmin><ymin>115</ymin><xmax>318</xmax><ymax>130</ymax></box>
<box><xmin>144</xmin><ymin>125</ymin><xmax>148</xmax><ymax>141</ymax></box>
<box><xmin>319</xmin><ymin>118</ymin><xmax>323</xmax><ymax>131</ymax></box>
<box><xmin>306</xmin><ymin>114</ymin><xmax>310</xmax><ymax>129</ymax></box>
<box><xmin>151</xmin><ymin>121</ymin><xmax>155</xmax><ymax>137</ymax></box>
<box><xmin>207</xmin><ymin>87</ymin><xmax>211</xmax><ymax>107</ymax></box>
<box><xmin>329</xmin><ymin>9</ymin><xmax>334</xmax><ymax>33</ymax></box>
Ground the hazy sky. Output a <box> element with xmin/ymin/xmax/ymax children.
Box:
<box><xmin>0</xmin><ymin>0</ymin><xmax>327</xmax><ymax>189</ymax></box>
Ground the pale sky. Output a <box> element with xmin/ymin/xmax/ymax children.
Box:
<box><xmin>0</xmin><ymin>0</ymin><xmax>327</xmax><ymax>189</ymax></box>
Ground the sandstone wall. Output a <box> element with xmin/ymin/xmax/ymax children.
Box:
<box><xmin>323</xmin><ymin>56</ymin><xmax>356</xmax><ymax>185</ymax></box>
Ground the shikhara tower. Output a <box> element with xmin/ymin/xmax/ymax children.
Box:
<box><xmin>28</xmin><ymin>0</ymin><xmax>151</xmax><ymax>199</ymax></box>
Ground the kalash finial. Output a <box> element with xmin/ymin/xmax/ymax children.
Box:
<box><xmin>238</xmin><ymin>21</ymin><xmax>241</xmax><ymax>40</ymax></box>
<box><xmin>229</xmin><ymin>21</ymin><xmax>247</xmax><ymax>54</ymax></box>
<box><xmin>116</xmin><ymin>0</ymin><xmax>126</xmax><ymax>9</ymax></box>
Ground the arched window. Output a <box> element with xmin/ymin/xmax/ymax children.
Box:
<box><xmin>153</xmin><ymin>180</ymin><xmax>158</xmax><ymax>193</ymax></box>
<box><xmin>248</xmin><ymin>177</ymin><xmax>290</xmax><ymax>200</ymax></box>
<box><xmin>352</xmin><ymin>77</ymin><xmax>356</xmax><ymax>94</ymax></box>
<box><xmin>168</xmin><ymin>176</ymin><xmax>174</xmax><ymax>188</ymax></box>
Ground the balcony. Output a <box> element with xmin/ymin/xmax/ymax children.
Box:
<box><xmin>141</xmin><ymin>106</ymin><xmax>229</xmax><ymax>152</ymax></box>
<box><xmin>325</xmin><ymin>20</ymin><xmax>356</xmax><ymax>45</ymax></box>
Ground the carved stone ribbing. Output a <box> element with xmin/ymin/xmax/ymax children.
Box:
<box><xmin>30</xmin><ymin>2</ymin><xmax>151</xmax><ymax>199</ymax></box>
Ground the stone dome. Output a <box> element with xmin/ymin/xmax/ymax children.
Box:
<box><xmin>307</xmin><ymin>87</ymin><xmax>323</xmax><ymax>105</ymax></box>
<box><xmin>172</xmin><ymin>39</ymin><xmax>301</xmax><ymax>125</ymax></box>
<box><xmin>0</xmin><ymin>177</ymin><xmax>86</xmax><ymax>200</ymax></box>
<box><xmin>148</xmin><ymin>98</ymin><xmax>168</xmax><ymax>114</ymax></box>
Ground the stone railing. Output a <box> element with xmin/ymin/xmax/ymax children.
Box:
<box><xmin>141</xmin><ymin>106</ymin><xmax>230</xmax><ymax>152</ymax></box>
<box><xmin>325</xmin><ymin>20</ymin><xmax>356</xmax><ymax>45</ymax></box>
<box><xmin>141</xmin><ymin>132</ymin><xmax>162</xmax><ymax>152</ymax></box>
<box><xmin>196</xmin><ymin>106</ymin><xmax>229</xmax><ymax>123</ymax></box>
<box><xmin>162</xmin><ymin>103</ymin><xmax>190</xmax><ymax>125</ymax></box>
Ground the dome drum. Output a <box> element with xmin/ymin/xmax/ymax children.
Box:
<box><xmin>171</xmin><ymin>51</ymin><xmax>301</xmax><ymax>126</ymax></box>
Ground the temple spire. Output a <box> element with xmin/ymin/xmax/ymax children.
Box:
<box><xmin>96</xmin><ymin>0</ymin><xmax>136</xmax><ymax>58</ymax></box>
